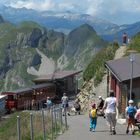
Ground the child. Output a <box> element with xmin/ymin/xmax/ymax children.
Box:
<box><xmin>125</xmin><ymin>100</ymin><xmax>137</xmax><ymax>135</ymax></box>
<box><xmin>89</xmin><ymin>103</ymin><xmax>97</xmax><ymax>132</ymax></box>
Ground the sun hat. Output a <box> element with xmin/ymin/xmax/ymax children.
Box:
<box><xmin>91</xmin><ymin>103</ymin><xmax>96</xmax><ymax>108</ymax></box>
<box><xmin>128</xmin><ymin>100</ymin><xmax>134</xmax><ymax>104</ymax></box>
<box><xmin>98</xmin><ymin>96</ymin><xmax>102</xmax><ymax>99</ymax></box>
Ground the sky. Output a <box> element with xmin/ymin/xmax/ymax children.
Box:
<box><xmin>1</xmin><ymin>0</ymin><xmax>140</xmax><ymax>25</ymax></box>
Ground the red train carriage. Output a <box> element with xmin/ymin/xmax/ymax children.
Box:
<box><xmin>1</xmin><ymin>83</ymin><xmax>56</xmax><ymax>112</ymax></box>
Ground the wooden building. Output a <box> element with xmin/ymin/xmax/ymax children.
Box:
<box><xmin>1</xmin><ymin>70</ymin><xmax>81</xmax><ymax>112</ymax></box>
<box><xmin>105</xmin><ymin>53</ymin><xmax>140</xmax><ymax>117</ymax></box>
<box><xmin>33</xmin><ymin>70</ymin><xmax>82</xmax><ymax>98</ymax></box>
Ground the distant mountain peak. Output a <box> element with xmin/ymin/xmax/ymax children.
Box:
<box><xmin>69</xmin><ymin>23</ymin><xmax>97</xmax><ymax>38</ymax></box>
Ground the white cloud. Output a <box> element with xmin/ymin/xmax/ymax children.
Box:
<box><xmin>2</xmin><ymin>0</ymin><xmax>140</xmax><ymax>14</ymax></box>
<box><xmin>7</xmin><ymin>0</ymin><xmax>54</xmax><ymax>11</ymax></box>
<box><xmin>1</xmin><ymin>0</ymin><xmax>140</xmax><ymax>24</ymax></box>
<box><xmin>85</xmin><ymin>0</ymin><xmax>140</xmax><ymax>16</ymax></box>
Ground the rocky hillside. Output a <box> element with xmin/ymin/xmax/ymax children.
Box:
<box><xmin>58</xmin><ymin>24</ymin><xmax>107</xmax><ymax>70</ymax></box>
<box><xmin>0</xmin><ymin>16</ymin><xmax>107</xmax><ymax>91</ymax></box>
<box><xmin>77</xmin><ymin>44</ymin><xmax>127</xmax><ymax>111</ymax></box>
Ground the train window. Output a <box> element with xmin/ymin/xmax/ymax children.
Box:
<box><xmin>13</xmin><ymin>95</ymin><xmax>17</xmax><ymax>99</ymax></box>
<box><xmin>33</xmin><ymin>90</ymin><xmax>36</xmax><ymax>95</ymax></box>
<box><xmin>5</xmin><ymin>96</ymin><xmax>8</xmax><ymax>99</ymax></box>
<box><xmin>17</xmin><ymin>95</ymin><xmax>21</xmax><ymax>98</ymax></box>
<box><xmin>8</xmin><ymin>95</ymin><xmax>14</xmax><ymax>100</ymax></box>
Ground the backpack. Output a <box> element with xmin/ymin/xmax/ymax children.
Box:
<box><xmin>90</xmin><ymin>109</ymin><xmax>96</xmax><ymax>118</ymax></box>
<box><xmin>47</xmin><ymin>100</ymin><xmax>52</xmax><ymax>107</ymax></box>
<box><xmin>127</xmin><ymin>106</ymin><xmax>136</xmax><ymax>118</ymax></box>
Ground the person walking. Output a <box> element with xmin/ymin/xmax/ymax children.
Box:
<box><xmin>73</xmin><ymin>99</ymin><xmax>81</xmax><ymax>115</ymax></box>
<box><xmin>46</xmin><ymin>96</ymin><xmax>52</xmax><ymax>110</ymax></box>
<box><xmin>97</xmin><ymin>96</ymin><xmax>104</xmax><ymax>110</ymax></box>
<box><xmin>122</xmin><ymin>32</ymin><xmax>127</xmax><ymax>45</ymax></box>
<box><xmin>135</xmin><ymin>102</ymin><xmax>140</xmax><ymax>123</ymax></box>
<box><xmin>61</xmin><ymin>93</ymin><xmax>70</xmax><ymax>116</ymax></box>
<box><xmin>125</xmin><ymin>100</ymin><xmax>137</xmax><ymax>135</ymax></box>
<box><xmin>97</xmin><ymin>96</ymin><xmax>105</xmax><ymax>117</ymax></box>
<box><xmin>89</xmin><ymin>103</ymin><xmax>97</xmax><ymax>132</ymax></box>
<box><xmin>102</xmin><ymin>90</ymin><xmax>117</xmax><ymax>135</ymax></box>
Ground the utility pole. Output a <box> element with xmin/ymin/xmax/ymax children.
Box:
<box><xmin>129</xmin><ymin>53</ymin><xmax>135</xmax><ymax>100</ymax></box>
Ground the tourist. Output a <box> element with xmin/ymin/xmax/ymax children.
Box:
<box><xmin>97</xmin><ymin>96</ymin><xmax>104</xmax><ymax>110</ymax></box>
<box><xmin>73</xmin><ymin>99</ymin><xmax>81</xmax><ymax>115</ymax></box>
<box><xmin>125</xmin><ymin>100</ymin><xmax>137</xmax><ymax>135</ymax></box>
<box><xmin>89</xmin><ymin>103</ymin><xmax>97</xmax><ymax>132</ymax></box>
<box><xmin>102</xmin><ymin>90</ymin><xmax>117</xmax><ymax>135</ymax></box>
<box><xmin>122</xmin><ymin>32</ymin><xmax>127</xmax><ymax>45</ymax></box>
<box><xmin>97</xmin><ymin>96</ymin><xmax>105</xmax><ymax>116</ymax></box>
<box><xmin>61</xmin><ymin>93</ymin><xmax>70</xmax><ymax>116</ymax></box>
<box><xmin>135</xmin><ymin>102</ymin><xmax>140</xmax><ymax>123</ymax></box>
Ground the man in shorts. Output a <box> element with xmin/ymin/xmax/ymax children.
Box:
<box><xmin>61</xmin><ymin>93</ymin><xmax>70</xmax><ymax>116</ymax></box>
<box><xmin>102</xmin><ymin>90</ymin><xmax>117</xmax><ymax>135</ymax></box>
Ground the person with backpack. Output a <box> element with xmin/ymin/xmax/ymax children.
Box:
<box><xmin>45</xmin><ymin>96</ymin><xmax>53</xmax><ymax>112</ymax></box>
<box><xmin>89</xmin><ymin>103</ymin><xmax>97</xmax><ymax>132</ymax></box>
<box><xmin>125</xmin><ymin>100</ymin><xmax>137</xmax><ymax>135</ymax></box>
<box><xmin>46</xmin><ymin>97</ymin><xmax>52</xmax><ymax>106</ymax></box>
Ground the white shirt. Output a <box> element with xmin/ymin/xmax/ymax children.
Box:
<box><xmin>61</xmin><ymin>95</ymin><xmax>68</xmax><ymax>105</ymax></box>
<box><xmin>104</xmin><ymin>97</ymin><xmax>116</xmax><ymax>113</ymax></box>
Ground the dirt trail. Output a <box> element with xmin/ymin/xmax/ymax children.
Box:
<box><xmin>114</xmin><ymin>45</ymin><xmax>127</xmax><ymax>59</ymax></box>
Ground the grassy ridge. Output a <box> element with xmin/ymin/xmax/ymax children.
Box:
<box><xmin>128</xmin><ymin>32</ymin><xmax>140</xmax><ymax>52</ymax></box>
<box><xmin>83</xmin><ymin>42</ymin><xmax>119</xmax><ymax>86</ymax></box>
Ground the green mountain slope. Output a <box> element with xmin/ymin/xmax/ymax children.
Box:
<box><xmin>60</xmin><ymin>24</ymin><xmax>108</xmax><ymax>71</ymax></box>
<box><xmin>128</xmin><ymin>32</ymin><xmax>140</xmax><ymax>52</ymax></box>
<box><xmin>83</xmin><ymin>42</ymin><xmax>119</xmax><ymax>86</ymax></box>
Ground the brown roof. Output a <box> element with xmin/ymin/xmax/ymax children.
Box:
<box><xmin>33</xmin><ymin>70</ymin><xmax>82</xmax><ymax>82</ymax></box>
<box><xmin>1</xmin><ymin>83</ymin><xmax>54</xmax><ymax>95</ymax></box>
<box><xmin>105</xmin><ymin>53</ymin><xmax>140</xmax><ymax>82</ymax></box>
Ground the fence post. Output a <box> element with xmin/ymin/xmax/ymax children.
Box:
<box><xmin>17</xmin><ymin>115</ymin><xmax>21</xmax><ymax>140</ymax></box>
<box><xmin>41</xmin><ymin>109</ymin><xmax>46</xmax><ymax>140</ymax></box>
<box><xmin>51</xmin><ymin>106</ymin><xmax>54</xmax><ymax>140</ymax></box>
<box><xmin>54</xmin><ymin>106</ymin><xmax>57</xmax><ymax>136</ymax></box>
<box><xmin>59</xmin><ymin>105</ymin><xmax>63</xmax><ymax>133</ymax></box>
<box><xmin>30</xmin><ymin>113</ymin><xmax>33</xmax><ymax>140</ymax></box>
<box><xmin>64</xmin><ymin>107</ymin><xmax>68</xmax><ymax>130</ymax></box>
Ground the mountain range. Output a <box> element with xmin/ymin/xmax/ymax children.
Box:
<box><xmin>0</xmin><ymin>14</ymin><xmax>107</xmax><ymax>91</ymax></box>
<box><xmin>1</xmin><ymin>5</ymin><xmax>140</xmax><ymax>91</ymax></box>
<box><xmin>1</xmin><ymin>5</ymin><xmax>140</xmax><ymax>43</ymax></box>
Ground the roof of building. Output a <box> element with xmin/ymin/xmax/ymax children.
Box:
<box><xmin>0</xmin><ymin>95</ymin><xmax>7</xmax><ymax>99</ymax></box>
<box><xmin>105</xmin><ymin>53</ymin><xmax>140</xmax><ymax>82</ymax></box>
<box><xmin>1</xmin><ymin>83</ymin><xmax>54</xmax><ymax>95</ymax></box>
<box><xmin>33</xmin><ymin>70</ymin><xmax>82</xmax><ymax>82</ymax></box>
